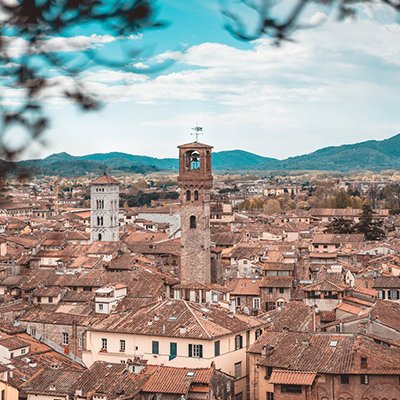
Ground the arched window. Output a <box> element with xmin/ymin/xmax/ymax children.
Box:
<box><xmin>190</xmin><ymin>215</ymin><xmax>197</xmax><ymax>229</ymax></box>
<box><xmin>97</xmin><ymin>216</ymin><xmax>100</xmax><ymax>226</ymax></box>
<box><xmin>98</xmin><ymin>233</ymin><xmax>102</xmax><ymax>241</ymax></box>
<box><xmin>186</xmin><ymin>190</ymin><xmax>191</xmax><ymax>201</ymax></box>
<box><xmin>194</xmin><ymin>190</ymin><xmax>199</xmax><ymax>201</ymax></box>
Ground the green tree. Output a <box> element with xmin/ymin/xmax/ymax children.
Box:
<box><xmin>326</xmin><ymin>217</ymin><xmax>354</xmax><ymax>234</ymax></box>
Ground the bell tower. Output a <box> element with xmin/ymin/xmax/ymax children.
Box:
<box><xmin>90</xmin><ymin>172</ymin><xmax>120</xmax><ymax>242</ymax></box>
<box><xmin>178</xmin><ymin>135</ymin><xmax>213</xmax><ymax>284</ymax></box>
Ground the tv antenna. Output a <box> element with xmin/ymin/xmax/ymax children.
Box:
<box><xmin>191</xmin><ymin>124</ymin><xmax>203</xmax><ymax>142</ymax></box>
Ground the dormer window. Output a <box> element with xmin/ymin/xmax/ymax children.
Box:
<box><xmin>361</xmin><ymin>356</ymin><xmax>368</xmax><ymax>369</ymax></box>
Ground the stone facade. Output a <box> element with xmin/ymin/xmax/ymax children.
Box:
<box><xmin>178</xmin><ymin>142</ymin><xmax>213</xmax><ymax>284</ymax></box>
<box><xmin>90</xmin><ymin>173</ymin><xmax>120</xmax><ymax>242</ymax></box>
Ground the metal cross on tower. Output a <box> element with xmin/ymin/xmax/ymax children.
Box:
<box><xmin>191</xmin><ymin>124</ymin><xmax>203</xmax><ymax>142</ymax></box>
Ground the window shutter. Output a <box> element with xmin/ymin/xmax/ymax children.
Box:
<box><xmin>188</xmin><ymin>344</ymin><xmax>193</xmax><ymax>357</ymax></box>
<box><xmin>199</xmin><ymin>345</ymin><xmax>203</xmax><ymax>358</ymax></box>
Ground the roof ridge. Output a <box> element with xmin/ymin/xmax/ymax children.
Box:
<box><xmin>183</xmin><ymin>301</ymin><xmax>212</xmax><ymax>339</ymax></box>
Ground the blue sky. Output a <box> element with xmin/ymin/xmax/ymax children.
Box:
<box><xmin>3</xmin><ymin>0</ymin><xmax>400</xmax><ymax>160</ymax></box>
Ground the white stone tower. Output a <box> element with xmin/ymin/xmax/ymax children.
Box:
<box><xmin>178</xmin><ymin>140</ymin><xmax>213</xmax><ymax>284</ymax></box>
<box><xmin>90</xmin><ymin>173</ymin><xmax>120</xmax><ymax>242</ymax></box>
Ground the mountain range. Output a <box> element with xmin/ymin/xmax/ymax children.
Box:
<box><xmin>6</xmin><ymin>134</ymin><xmax>400</xmax><ymax>176</ymax></box>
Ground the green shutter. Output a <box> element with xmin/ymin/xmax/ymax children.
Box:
<box><xmin>169</xmin><ymin>342</ymin><xmax>177</xmax><ymax>360</ymax></box>
<box><xmin>188</xmin><ymin>344</ymin><xmax>193</xmax><ymax>357</ymax></box>
<box><xmin>214</xmin><ymin>341</ymin><xmax>220</xmax><ymax>357</ymax></box>
<box><xmin>152</xmin><ymin>341</ymin><xmax>159</xmax><ymax>354</ymax></box>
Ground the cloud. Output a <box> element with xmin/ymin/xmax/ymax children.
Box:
<box><xmin>0</xmin><ymin>33</ymin><xmax>141</xmax><ymax>58</ymax></box>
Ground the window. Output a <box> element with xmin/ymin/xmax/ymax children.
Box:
<box><xmin>194</xmin><ymin>190</ymin><xmax>199</xmax><ymax>201</ymax></box>
<box><xmin>253</xmin><ymin>298</ymin><xmax>260</xmax><ymax>309</ymax></box>
<box><xmin>266</xmin><ymin>392</ymin><xmax>274</xmax><ymax>400</ymax></box>
<box><xmin>268</xmin><ymin>287</ymin><xmax>273</xmax><ymax>294</ymax></box>
<box><xmin>30</xmin><ymin>327</ymin><xmax>36</xmax><ymax>337</ymax></box>
<box><xmin>389</xmin><ymin>289</ymin><xmax>399</xmax><ymax>300</ymax></box>
<box><xmin>62</xmin><ymin>332</ymin><xmax>69</xmax><ymax>346</ymax></box>
<box><xmin>186</xmin><ymin>190</ymin><xmax>191</xmax><ymax>201</ymax></box>
<box><xmin>360</xmin><ymin>356</ymin><xmax>368</xmax><ymax>369</ymax></box>
<box><xmin>340</xmin><ymin>375</ymin><xmax>349</xmax><ymax>384</ymax></box>
<box><xmin>214</xmin><ymin>341</ymin><xmax>220</xmax><ymax>357</ymax></box>
<box><xmin>98</xmin><ymin>233</ymin><xmax>102</xmax><ymax>241</ymax></box>
<box><xmin>101</xmin><ymin>338</ymin><xmax>108</xmax><ymax>351</ymax></box>
<box><xmin>235</xmin><ymin>335</ymin><xmax>243</xmax><ymax>350</ymax></box>
<box><xmin>190</xmin><ymin>215</ymin><xmax>197</xmax><ymax>229</ymax></box>
<box><xmin>48</xmin><ymin>296</ymin><xmax>53</xmax><ymax>303</ymax></box>
<box><xmin>234</xmin><ymin>362</ymin><xmax>242</xmax><ymax>378</ymax></box>
<box><xmin>265</xmin><ymin>366</ymin><xmax>273</xmax><ymax>379</ymax></box>
<box><xmin>37</xmin><ymin>296</ymin><xmax>41</xmax><ymax>303</ymax></box>
<box><xmin>79</xmin><ymin>336</ymin><xmax>84</xmax><ymax>349</ymax></box>
<box><xmin>279</xmin><ymin>288</ymin><xmax>284</xmax><ymax>294</ymax></box>
<box><xmin>21</xmin><ymin>348</ymin><xmax>26</xmax><ymax>354</ymax></box>
<box><xmin>169</xmin><ymin>342</ymin><xmax>177</xmax><ymax>360</ymax></box>
<box><xmin>235</xmin><ymin>297</ymin><xmax>241</xmax><ymax>307</ymax></box>
<box><xmin>335</xmin><ymin>325</ymin><xmax>342</xmax><ymax>333</ymax></box>
<box><xmin>281</xmin><ymin>385</ymin><xmax>302</xmax><ymax>393</ymax></box>
<box><xmin>188</xmin><ymin>344</ymin><xmax>203</xmax><ymax>358</ymax></box>
<box><xmin>98</xmin><ymin>303</ymin><xmax>104</xmax><ymax>311</ymax></box>
<box><xmin>266</xmin><ymin>301</ymin><xmax>275</xmax><ymax>311</ymax></box>
<box><xmin>360</xmin><ymin>375</ymin><xmax>369</xmax><ymax>385</ymax></box>
<box><xmin>152</xmin><ymin>341</ymin><xmax>159</xmax><ymax>354</ymax></box>
<box><xmin>120</xmin><ymin>340</ymin><xmax>126</xmax><ymax>352</ymax></box>
<box><xmin>10</xmin><ymin>352</ymin><xmax>13</xmax><ymax>359</ymax></box>
<box><xmin>255</xmin><ymin>329</ymin><xmax>263</xmax><ymax>340</ymax></box>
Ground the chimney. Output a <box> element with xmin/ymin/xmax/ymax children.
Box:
<box><xmin>301</xmin><ymin>339</ymin><xmax>310</xmax><ymax>348</ymax></box>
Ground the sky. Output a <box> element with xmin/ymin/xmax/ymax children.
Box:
<box><xmin>3</xmin><ymin>0</ymin><xmax>400</xmax><ymax>160</ymax></box>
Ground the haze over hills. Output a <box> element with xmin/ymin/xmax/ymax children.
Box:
<box><xmin>6</xmin><ymin>134</ymin><xmax>400</xmax><ymax>176</ymax></box>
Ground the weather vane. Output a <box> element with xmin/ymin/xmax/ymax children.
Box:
<box><xmin>191</xmin><ymin>124</ymin><xmax>203</xmax><ymax>142</ymax></box>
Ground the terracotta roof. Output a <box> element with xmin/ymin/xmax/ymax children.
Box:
<box><xmin>178</xmin><ymin>141</ymin><xmax>213</xmax><ymax>149</ymax></box>
<box><xmin>373</xmin><ymin>276</ymin><xmax>400</xmax><ymax>289</ymax></box>
<box><xmin>141</xmin><ymin>366</ymin><xmax>213</xmax><ymax>395</ymax></box>
<box><xmin>91</xmin><ymin>299</ymin><xmax>264</xmax><ymax>340</ymax></box>
<box><xmin>0</xmin><ymin>337</ymin><xmax>29</xmax><ymax>350</ymax></box>
<box><xmin>269</xmin><ymin>370</ymin><xmax>316</xmax><ymax>385</ymax></box>
<box><xmin>302</xmin><ymin>279</ymin><xmax>348</xmax><ymax>292</ymax></box>
<box><xmin>250</xmin><ymin>331</ymin><xmax>400</xmax><ymax>375</ymax></box>
<box><xmin>91</xmin><ymin>173</ymin><xmax>119</xmax><ymax>185</ymax></box>
<box><xmin>227</xmin><ymin>279</ymin><xmax>261</xmax><ymax>296</ymax></box>
<box><xmin>260</xmin><ymin>276</ymin><xmax>293</xmax><ymax>288</ymax></box>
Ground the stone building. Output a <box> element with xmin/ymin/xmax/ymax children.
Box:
<box><xmin>90</xmin><ymin>173</ymin><xmax>119</xmax><ymax>242</ymax></box>
<box><xmin>178</xmin><ymin>141</ymin><xmax>213</xmax><ymax>284</ymax></box>
<box><xmin>248</xmin><ymin>331</ymin><xmax>400</xmax><ymax>400</ymax></box>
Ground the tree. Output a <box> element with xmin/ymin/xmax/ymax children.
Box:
<box><xmin>353</xmin><ymin>204</ymin><xmax>386</xmax><ymax>240</ymax></box>
<box><xmin>0</xmin><ymin>0</ymin><xmax>165</xmax><ymax>177</ymax></box>
<box><xmin>263</xmin><ymin>199</ymin><xmax>282</xmax><ymax>215</ymax></box>
<box><xmin>326</xmin><ymin>217</ymin><xmax>354</xmax><ymax>234</ymax></box>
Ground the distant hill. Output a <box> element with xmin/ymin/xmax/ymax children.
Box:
<box><xmin>6</xmin><ymin>134</ymin><xmax>400</xmax><ymax>176</ymax></box>
<box><xmin>262</xmin><ymin>134</ymin><xmax>400</xmax><ymax>171</ymax></box>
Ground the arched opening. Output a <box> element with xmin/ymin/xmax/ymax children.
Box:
<box><xmin>190</xmin><ymin>215</ymin><xmax>197</xmax><ymax>229</ymax></box>
<box><xmin>98</xmin><ymin>233</ymin><xmax>102</xmax><ymax>241</ymax></box>
<box><xmin>97</xmin><ymin>216</ymin><xmax>100</xmax><ymax>226</ymax></box>
<box><xmin>190</xmin><ymin>151</ymin><xmax>200</xmax><ymax>170</ymax></box>
<box><xmin>186</xmin><ymin>190</ymin><xmax>191</xmax><ymax>201</ymax></box>
<box><xmin>194</xmin><ymin>190</ymin><xmax>199</xmax><ymax>201</ymax></box>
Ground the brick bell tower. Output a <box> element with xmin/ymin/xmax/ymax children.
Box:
<box><xmin>178</xmin><ymin>131</ymin><xmax>213</xmax><ymax>284</ymax></box>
